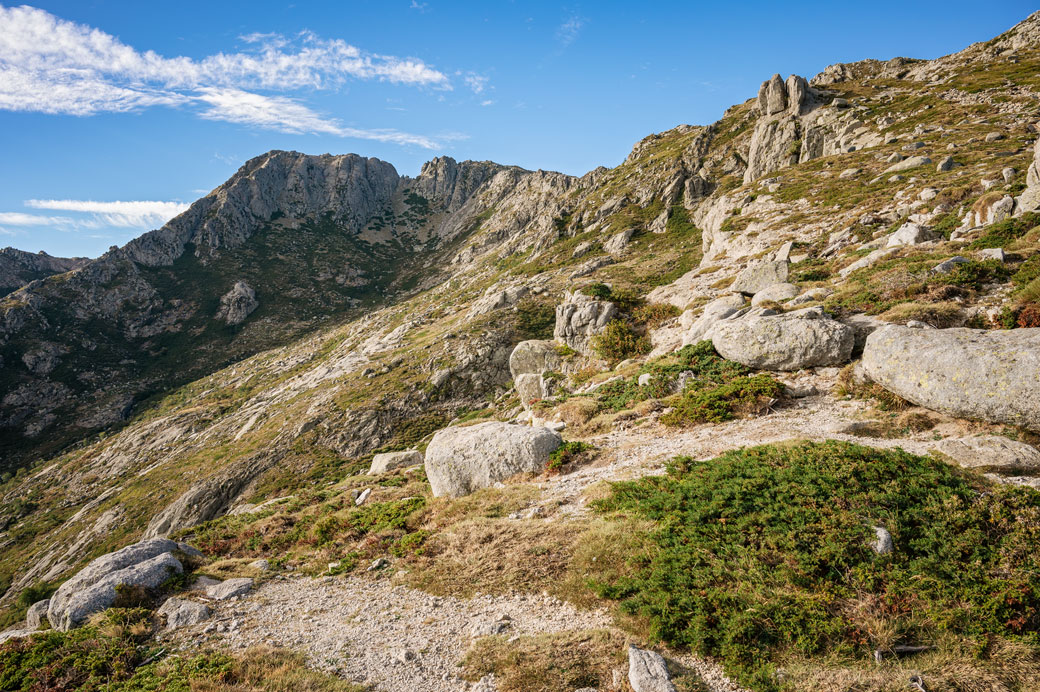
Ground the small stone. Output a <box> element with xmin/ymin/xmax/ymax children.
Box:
<box><xmin>355</xmin><ymin>488</ymin><xmax>371</xmax><ymax>506</ymax></box>
<box><xmin>937</xmin><ymin>156</ymin><xmax>956</xmax><ymax>172</ymax></box>
<box><xmin>205</xmin><ymin>578</ymin><xmax>253</xmax><ymax>601</ymax></box>
<box><xmin>873</xmin><ymin>527</ymin><xmax>894</xmax><ymax>555</ymax></box>
<box><xmin>979</xmin><ymin>248</ymin><xmax>1006</xmax><ymax>262</ymax></box>
<box><xmin>628</xmin><ymin>645</ymin><xmax>677</xmax><ymax>692</ymax></box>
<box><xmin>931</xmin><ymin>256</ymin><xmax>969</xmax><ymax>274</ymax></box>
<box><xmin>248</xmin><ymin>559</ymin><xmax>270</xmax><ymax>571</ymax></box>
<box><xmin>637</xmin><ymin>373</ymin><xmax>652</xmax><ymax>387</ymax></box>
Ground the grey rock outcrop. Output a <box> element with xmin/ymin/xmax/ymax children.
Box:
<box><xmin>369</xmin><ymin>450</ymin><xmax>424</xmax><ymax>474</ymax></box>
<box><xmin>424</xmin><ymin>422</ymin><xmax>561</xmax><ymax>498</ymax></box>
<box><xmin>887</xmin><ymin>223</ymin><xmax>933</xmax><ymax>248</ymax></box>
<box><xmin>682</xmin><ymin>294</ymin><xmax>746</xmax><ymax>345</ymax></box>
<box><xmin>515</xmin><ymin>373</ymin><xmax>547</xmax><ymax>408</ymax></box>
<box><xmin>862</xmin><ymin>326</ymin><xmax>1040</xmax><ymax>431</ymax></box>
<box><xmin>554</xmin><ymin>292</ymin><xmax>618</xmax><ymax>354</ymax></box>
<box><xmin>873</xmin><ymin>527</ymin><xmax>894</xmax><ymax>555</ymax></box>
<box><xmin>25</xmin><ymin>599</ymin><xmax>50</xmax><ymax>630</ymax></box>
<box><xmin>709</xmin><ymin>311</ymin><xmax>855</xmax><ymax>370</ymax></box>
<box><xmin>215</xmin><ymin>281</ymin><xmax>258</xmax><ymax>325</ymax></box>
<box><xmin>730</xmin><ymin>260</ymin><xmax>791</xmax><ymax>295</ymax></box>
<box><xmin>157</xmin><ymin>597</ymin><xmax>212</xmax><ymax>630</ymax></box>
<box><xmin>628</xmin><ymin>645</ymin><xmax>677</xmax><ymax>692</ymax></box>
<box><xmin>603</xmin><ymin>229</ymin><xmax>635</xmax><ymax>256</ymax></box>
<box><xmin>751</xmin><ymin>282</ymin><xmax>800</xmax><ymax>306</ymax></box>
<box><xmin>756</xmin><ymin>74</ymin><xmax>810</xmax><ymax>116</ymax></box>
<box><xmin>508</xmin><ymin>340</ymin><xmax>564</xmax><ymax>381</ymax></box>
<box><xmin>884</xmin><ymin>156</ymin><xmax>931</xmax><ymax>173</ymax></box>
<box><xmin>48</xmin><ymin>538</ymin><xmax>194</xmax><ymax>630</ymax></box>
<box><xmin>144</xmin><ymin>455</ymin><xmax>279</xmax><ymax>538</ymax></box>
<box><xmin>1016</xmin><ymin>135</ymin><xmax>1040</xmax><ymax>213</ymax></box>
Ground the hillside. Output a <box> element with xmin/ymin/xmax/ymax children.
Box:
<box><xmin>2</xmin><ymin>11</ymin><xmax>1040</xmax><ymax>692</ymax></box>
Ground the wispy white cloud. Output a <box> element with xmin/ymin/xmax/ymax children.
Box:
<box><xmin>0</xmin><ymin>5</ymin><xmax>455</xmax><ymax>145</ymax></box>
<box><xmin>480</xmin><ymin>99</ymin><xmax>494</xmax><ymax>107</ymax></box>
<box><xmin>409</xmin><ymin>1</ymin><xmax>430</xmax><ymax>12</ymax></box>
<box><xmin>464</xmin><ymin>73</ymin><xmax>489</xmax><ymax>94</ymax></box>
<box><xmin>556</xmin><ymin>15</ymin><xmax>586</xmax><ymax>47</ymax></box>
<box><xmin>0</xmin><ymin>212</ymin><xmax>75</xmax><ymax>227</ymax></box>
<box><xmin>195</xmin><ymin>88</ymin><xmax>438</xmax><ymax>147</ymax></box>
<box><xmin>24</xmin><ymin>200</ymin><xmax>190</xmax><ymax>228</ymax></box>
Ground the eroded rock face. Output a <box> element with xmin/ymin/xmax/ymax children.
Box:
<box><xmin>216</xmin><ymin>281</ymin><xmax>258</xmax><ymax>325</ymax></box>
<box><xmin>554</xmin><ymin>292</ymin><xmax>618</xmax><ymax>354</ymax></box>
<box><xmin>862</xmin><ymin>326</ymin><xmax>1040</xmax><ymax>431</ymax></box>
<box><xmin>423</xmin><ymin>422</ymin><xmax>561</xmax><ymax>498</ymax></box>
<box><xmin>709</xmin><ymin>311</ymin><xmax>855</xmax><ymax>370</ymax></box>
<box><xmin>47</xmin><ymin>538</ymin><xmax>195</xmax><ymax>630</ymax></box>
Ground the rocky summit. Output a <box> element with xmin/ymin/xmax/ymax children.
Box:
<box><xmin>4</xmin><ymin>11</ymin><xmax>1040</xmax><ymax>692</ymax></box>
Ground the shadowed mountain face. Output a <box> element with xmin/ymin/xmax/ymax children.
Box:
<box><xmin>0</xmin><ymin>249</ymin><xmax>89</xmax><ymax>296</ymax></box>
<box><xmin>0</xmin><ymin>151</ymin><xmax>522</xmax><ymax>471</ymax></box>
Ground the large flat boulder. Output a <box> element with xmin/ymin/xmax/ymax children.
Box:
<box><xmin>424</xmin><ymin>422</ymin><xmax>561</xmax><ymax>498</ymax></box>
<box><xmin>709</xmin><ymin>311</ymin><xmax>854</xmax><ymax>370</ymax></box>
<box><xmin>368</xmin><ymin>450</ymin><xmax>423</xmax><ymax>474</ymax></box>
<box><xmin>862</xmin><ymin>326</ymin><xmax>1040</xmax><ymax>431</ymax></box>
<box><xmin>48</xmin><ymin>538</ymin><xmax>193</xmax><ymax>631</ymax></box>
<box><xmin>935</xmin><ymin>436</ymin><xmax>1040</xmax><ymax>472</ymax></box>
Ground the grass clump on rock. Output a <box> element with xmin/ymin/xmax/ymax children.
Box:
<box><xmin>590</xmin><ymin>441</ymin><xmax>1040</xmax><ymax>691</ymax></box>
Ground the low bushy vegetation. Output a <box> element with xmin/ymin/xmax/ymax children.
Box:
<box><xmin>546</xmin><ymin>441</ymin><xmax>594</xmax><ymax>472</ymax></box>
<box><xmin>0</xmin><ymin>608</ymin><xmax>362</xmax><ymax>691</ymax></box>
<box><xmin>591</xmin><ymin>441</ymin><xmax>1040</xmax><ymax>691</ymax></box>
<box><xmin>590</xmin><ymin>319</ymin><xmax>650</xmax><ymax>362</ymax></box>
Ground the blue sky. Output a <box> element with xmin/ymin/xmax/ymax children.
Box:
<box><xmin>1</xmin><ymin>1</ymin><xmax>1036</xmax><ymax>258</ymax></box>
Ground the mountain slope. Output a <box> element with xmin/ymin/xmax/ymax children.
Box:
<box><xmin>0</xmin><ymin>152</ymin><xmax>537</xmax><ymax>470</ymax></box>
<box><xmin>3</xmin><ymin>11</ymin><xmax>1040</xmax><ymax>690</ymax></box>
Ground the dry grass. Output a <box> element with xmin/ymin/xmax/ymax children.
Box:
<box><xmin>189</xmin><ymin>647</ymin><xmax>365</xmax><ymax>691</ymax></box>
<box><xmin>461</xmin><ymin>629</ymin><xmax>630</xmax><ymax>692</ymax></box>
<box><xmin>835</xmin><ymin>364</ymin><xmax>911</xmax><ymax>411</ymax></box>
<box><xmin>781</xmin><ymin>636</ymin><xmax>1040</xmax><ymax>692</ymax></box>
<box><xmin>399</xmin><ymin>516</ymin><xmax>582</xmax><ymax>599</ymax></box>
<box><xmin>555</xmin><ymin>397</ymin><xmax>602</xmax><ymax>428</ymax></box>
<box><xmin>879</xmin><ymin>301</ymin><xmax>964</xmax><ymax>328</ymax></box>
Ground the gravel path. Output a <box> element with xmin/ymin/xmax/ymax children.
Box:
<box><xmin>167</xmin><ymin>574</ymin><xmax>614</xmax><ymax>692</ymax></box>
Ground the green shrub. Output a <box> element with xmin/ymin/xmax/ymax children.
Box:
<box><xmin>969</xmin><ymin>212</ymin><xmax>1040</xmax><ymax>249</ymax></box>
<box><xmin>591</xmin><ymin>441</ymin><xmax>1040</xmax><ymax>690</ymax></box>
<box><xmin>590</xmin><ymin>320</ymin><xmax>650</xmax><ymax>362</ymax></box>
<box><xmin>661</xmin><ymin>374</ymin><xmax>784</xmax><ymax>425</ymax></box>
<box><xmin>514</xmin><ymin>298</ymin><xmax>556</xmax><ymax>340</ymax></box>
<box><xmin>583</xmin><ymin>283</ymin><xmax>613</xmax><ymax>300</ymax></box>
<box><xmin>631</xmin><ymin>302</ymin><xmax>680</xmax><ymax>330</ymax></box>
<box><xmin>546</xmin><ymin>441</ymin><xmax>593</xmax><ymax>472</ymax></box>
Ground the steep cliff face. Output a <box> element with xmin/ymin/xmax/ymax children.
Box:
<box><xmin>0</xmin><ymin>249</ymin><xmax>88</xmax><ymax>296</ymax></box>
